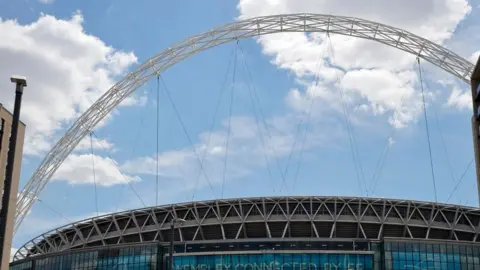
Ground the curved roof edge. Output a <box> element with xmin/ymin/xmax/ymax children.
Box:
<box><xmin>26</xmin><ymin>196</ymin><xmax>480</xmax><ymax>235</ymax></box>
<box><xmin>14</xmin><ymin>196</ymin><xmax>480</xmax><ymax>261</ymax></box>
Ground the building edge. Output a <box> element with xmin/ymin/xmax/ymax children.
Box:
<box><xmin>0</xmin><ymin>104</ymin><xmax>26</xmax><ymax>270</ymax></box>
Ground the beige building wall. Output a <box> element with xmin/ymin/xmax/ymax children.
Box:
<box><xmin>0</xmin><ymin>104</ymin><xmax>25</xmax><ymax>270</ymax></box>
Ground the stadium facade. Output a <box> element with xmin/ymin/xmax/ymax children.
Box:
<box><xmin>9</xmin><ymin>196</ymin><xmax>480</xmax><ymax>270</ymax></box>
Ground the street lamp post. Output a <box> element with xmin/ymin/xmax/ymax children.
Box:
<box><xmin>0</xmin><ymin>76</ymin><xmax>27</xmax><ymax>267</ymax></box>
<box><xmin>169</xmin><ymin>218</ymin><xmax>185</xmax><ymax>270</ymax></box>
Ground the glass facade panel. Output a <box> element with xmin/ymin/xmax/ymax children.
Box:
<box><xmin>384</xmin><ymin>241</ymin><xmax>480</xmax><ymax>270</ymax></box>
<box><xmin>10</xmin><ymin>240</ymin><xmax>480</xmax><ymax>270</ymax></box>
<box><xmin>391</xmin><ymin>251</ymin><xmax>461</xmax><ymax>269</ymax></box>
<box><xmin>173</xmin><ymin>253</ymin><xmax>374</xmax><ymax>270</ymax></box>
<box><xmin>10</xmin><ymin>245</ymin><xmax>160</xmax><ymax>270</ymax></box>
<box><xmin>10</xmin><ymin>261</ymin><xmax>31</xmax><ymax>270</ymax></box>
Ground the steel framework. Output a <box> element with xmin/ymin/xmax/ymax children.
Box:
<box><xmin>14</xmin><ymin>13</ymin><xmax>476</xmax><ymax>235</ymax></box>
<box><xmin>13</xmin><ymin>196</ymin><xmax>480</xmax><ymax>261</ymax></box>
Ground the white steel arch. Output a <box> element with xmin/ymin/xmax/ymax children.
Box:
<box><xmin>14</xmin><ymin>13</ymin><xmax>475</xmax><ymax>234</ymax></box>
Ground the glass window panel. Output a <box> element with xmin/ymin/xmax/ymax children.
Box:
<box><xmin>28</xmin><ymin>242</ymin><xmax>480</xmax><ymax>270</ymax></box>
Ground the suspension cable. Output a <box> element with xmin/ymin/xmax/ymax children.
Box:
<box><xmin>369</xmin><ymin>82</ymin><xmax>410</xmax><ymax>196</ymax></box>
<box><xmin>176</xmin><ymin>165</ymin><xmax>191</xmax><ymax>202</ymax></box>
<box><xmin>239</xmin><ymin>38</ymin><xmax>326</xmax><ymax>194</ymax></box>
<box><xmin>434</xmin><ymin>108</ymin><xmax>457</xmax><ymax>184</ymax></box>
<box><xmin>292</xmin><ymin>35</ymin><xmax>329</xmax><ymax>193</ymax></box>
<box><xmin>91</xmin><ymin>131</ymin><xmax>146</xmax><ymax>207</ymax></box>
<box><xmin>327</xmin><ymin>34</ymin><xmax>367</xmax><ymax>196</ymax></box>
<box><xmin>221</xmin><ymin>43</ymin><xmax>238</xmax><ymax>199</ymax></box>
<box><xmin>291</xmin><ymin>98</ymin><xmax>316</xmax><ymax>194</ymax></box>
<box><xmin>129</xmin><ymin>85</ymin><xmax>154</xmax><ymax>158</ymax></box>
<box><xmin>158</xmin><ymin>75</ymin><xmax>217</xmax><ymax>198</ymax></box>
<box><xmin>369</xmin><ymin>130</ymin><xmax>395</xmax><ymax>196</ymax></box>
<box><xmin>191</xmin><ymin>45</ymin><xmax>237</xmax><ymax>201</ymax></box>
<box><xmin>419</xmin><ymin>64</ymin><xmax>461</xmax><ymax>203</ymax></box>
<box><xmin>156</xmin><ymin>76</ymin><xmax>160</xmax><ymax>206</ymax></box>
<box><xmin>281</xmin><ymin>118</ymin><xmax>306</xmax><ymax>193</ymax></box>
<box><xmin>446</xmin><ymin>157</ymin><xmax>474</xmax><ymax>203</ymax></box>
<box><xmin>417</xmin><ymin>57</ymin><xmax>438</xmax><ymax>203</ymax></box>
<box><xmin>122</xmin><ymin>84</ymin><xmax>154</xmax><ymax>208</ymax></box>
<box><xmin>238</xmin><ymin>45</ymin><xmax>276</xmax><ymax>194</ymax></box>
<box><xmin>238</xmin><ymin>44</ymin><xmax>289</xmax><ymax>193</ymax></box>
<box><xmin>90</xmin><ymin>132</ymin><xmax>99</xmax><ymax>216</ymax></box>
<box><xmin>37</xmin><ymin>198</ymin><xmax>73</xmax><ymax>224</ymax></box>
<box><xmin>64</xmin><ymin>175</ymin><xmax>70</xmax><ymax>216</ymax></box>
<box><xmin>116</xmin><ymin>184</ymin><xmax>124</xmax><ymax>213</ymax></box>
<box><xmin>434</xmin><ymin>105</ymin><xmax>460</xmax><ymax>202</ymax></box>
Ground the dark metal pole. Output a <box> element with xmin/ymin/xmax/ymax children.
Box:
<box><xmin>169</xmin><ymin>222</ymin><xmax>174</xmax><ymax>270</ymax></box>
<box><xmin>0</xmin><ymin>77</ymin><xmax>26</xmax><ymax>267</ymax></box>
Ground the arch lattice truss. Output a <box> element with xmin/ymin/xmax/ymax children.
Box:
<box><xmin>14</xmin><ymin>13</ymin><xmax>475</xmax><ymax>234</ymax></box>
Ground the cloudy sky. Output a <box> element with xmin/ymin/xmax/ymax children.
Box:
<box><xmin>1</xmin><ymin>0</ymin><xmax>480</xmax><ymax>257</ymax></box>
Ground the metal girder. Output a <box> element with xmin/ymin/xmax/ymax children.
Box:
<box><xmin>14</xmin><ymin>13</ymin><xmax>476</xmax><ymax>235</ymax></box>
<box><xmin>13</xmin><ymin>196</ymin><xmax>480</xmax><ymax>261</ymax></box>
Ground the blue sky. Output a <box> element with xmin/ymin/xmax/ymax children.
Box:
<box><xmin>1</xmin><ymin>0</ymin><xmax>480</xmax><ymax>254</ymax></box>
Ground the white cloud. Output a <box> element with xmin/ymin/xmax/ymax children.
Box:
<box><xmin>10</xmin><ymin>248</ymin><xmax>17</xmax><ymax>262</ymax></box>
<box><xmin>121</xmin><ymin>116</ymin><xmax>267</xmax><ymax>191</ymax></box>
<box><xmin>38</xmin><ymin>0</ymin><xmax>55</xmax><ymax>4</ymax></box>
<box><xmin>0</xmin><ymin>12</ymin><xmax>139</xmax><ymax>156</ymax></box>
<box><xmin>121</xmin><ymin>92</ymin><xmax>148</xmax><ymax>107</ymax></box>
<box><xmin>447</xmin><ymin>86</ymin><xmax>472</xmax><ymax>110</ymax></box>
<box><xmin>122</xmin><ymin>114</ymin><xmax>343</xmax><ymax>193</ymax></box>
<box><xmin>341</xmin><ymin>70</ymin><xmax>415</xmax><ymax>108</ymax></box>
<box><xmin>53</xmin><ymin>154</ymin><xmax>141</xmax><ymax>186</ymax></box>
<box><xmin>75</xmin><ymin>136</ymin><xmax>115</xmax><ymax>153</ymax></box>
<box><xmin>341</xmin><ymin>69</ymin><xmax>424</xmax><ymax>128</ymax></box>
<box><xmin>471</xmin><ymin>50</ymin><xmax>480</xmax><ymax>64</ymax></box>
<box><xmin>258</xmin><ymin>33</ymin><xmax>340</xmax><ymax>81</ymax></box>
<box><xmin>237</xmin><ymin>0</ymin><xmax>472</xmax><ymax>128</ymax></box>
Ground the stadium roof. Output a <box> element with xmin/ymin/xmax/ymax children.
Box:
<box><xmin>14</xmin><ymin>196</ymin><xmax>480</xmax><ymax>261</ymax></box>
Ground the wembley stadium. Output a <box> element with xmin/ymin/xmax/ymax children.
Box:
<box><xmin>9</xmin><ymin>196</ymin><xmax>480</xmax><ymax>270</ymax></box>
<box><xmin>6</xmin><ymin>12</ymin><xmax>480</xmax><ymax>270</ymax></box>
